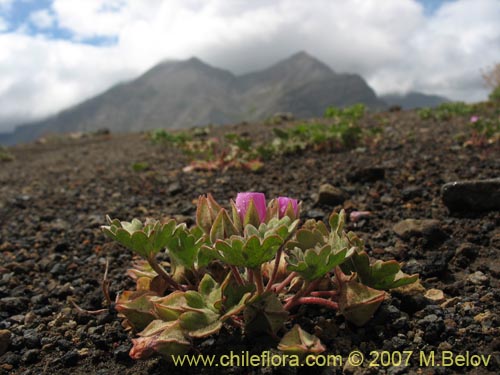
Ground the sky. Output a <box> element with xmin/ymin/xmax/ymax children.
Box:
<box><xmin>0</xmin><ymin>0</ymin><xmax>499</xmax><ymax>133</ymax></box>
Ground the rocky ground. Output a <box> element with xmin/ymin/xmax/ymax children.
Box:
<box><xmin>0</xmin><ymin>109</ymin><xmax>499</xmax><ymax>374</ymax></box>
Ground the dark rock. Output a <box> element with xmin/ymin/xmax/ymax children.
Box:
<box><xmin>317</xmin><ymin>184</ymin><xmax>347</xmax><ymax>206</ymax></box>
<box><xmin>61</xmin><ymin>350</ymin><xmax>79</xmax><ymax>367</ymax></box>
<box><xmin>50</xmin><ymin>263</ymin><xmax>66</xmax><ymax>276</ymax></box>
<box><xmin>401</xmin><ymin>186</ymin><xmax>423</xmax><ymax>200</ymax></box>
<box><xmin>347</xmin><ymin>167</ymin><xmax>385</xmax><ymax>183</ymax></box>
<box><xmin>23</xmin><ymin>329</ymin><xmax>40</xmax><ymax>349</ymax></box>
<box><xmin>305</xmin><ymin>209</ymin><xmax>325</xmax><ymax>219</ymax></box>
<box><xmin>22</xmin><ymin>349</ymin><xmax>39</xmax><ymax>364</ymax></box>
<box><xmin>113</xmin><ymin>344</ymin><xmax>131</xmax><ymax>362</ymax></box>
<box><xmin>0</xmin><ymin>352</ymin><xmax>21</xmax><ymax>366</ymax></box>
<box><xmin>54</xmin><ymin>242</ymin><xmax>70</xmax><ymax>252</ymax></box>
<box><xmin>441</xmin><ymin>178</ymin><xmax>500</xmax><ymax>212</ymax></box>
<box><xmin>393</xmin><ymin>219</ymin><xmax>446</xmax><ymax>244</ymax></box>
<box><xmin>0</xmin><ymin>329</ymin><xmax>11</xmax><ymax>356</ymax></box>
<box><xmin>0</xmin><ymin>297</ymin><xmax>29</xmax><ymax>314</ymax></box>
<box><xmin>167</xmin><ymin>182</ymin><xmax>182</xmax><ymax>195</ymax></box>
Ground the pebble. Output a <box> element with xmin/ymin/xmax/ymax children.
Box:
<box><xmin>61</xmin><ymin>350</ymin><xmax>79</xmax><ymax>366</ymax></box>
<box><xmin>424</xmin><ymin>289</ymin><xmax>445</xmax><ymax>303</ymax></box>
<box><xmin>347</xmin><ymin>167</ymin><xmax>385</xmax><ymax>183</ymax></box>
<box><xmin>316</xmin><ymin>184</ymin><xmax>347</xmax><ymax>206</ymax></box>
<box><xmin>393</xmin><ymin>219</ymin><xmax>445</xmax><ymax>244</ymax></box>
<box><xmin>467</xmin><ymin>271</ymin><xmax>489</xmax><ymax>286</ymax></box>
<box><xmin>0</xmin><ymin>329</ymin><xmax>11</xmax><ymax>356</ymax></box>
<box><xmin>113</xmin><ymin>344</ymin><xmax>131</xmax><ymax>362</ymax></box>
<box><xmin>23</xmin><ymin>329</ymin><xmax>41</xmax><ymax>349</ymax></box>
<box><xmin>22</xmin><ymin>349</ymin><xmax>39</xmax><ymax>364</ymax></box>
<box><xmin>441</xmin><ymin>178</ymin><xmax>500</xmax><ymax>212</ymax></box>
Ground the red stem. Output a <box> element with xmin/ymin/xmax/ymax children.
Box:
<box><xmin>265</xmin><ymin>230</ymin><xmax>296</xmax><ymax>292</ymax></box>
<box><xmin>310</xmin><ymin>290</ymin><xmax>338</xmax><ymax>298</ymax></box>
<box><xmin>147</xmin><ymin>255</ymin><xmax>184</xmax><ymax>291</ymax></box>
<box><xmin>230</xmin><ymin>265</ymin><xmax>244</xmax><ymax>286</ymax></box>
<box><xmin>272</xmin><ymin>271</ymin><xmax>297</xmax><ymax>293</ymax></box>
<box><xmin>285</xmin><ymin>297</ymin><xmax>339</xmax><ymax>311</ymax></box>
<box><xmin>253</xmin><ymin>267</ymin><xmax>265</xmax><ymax>295</ymax></box>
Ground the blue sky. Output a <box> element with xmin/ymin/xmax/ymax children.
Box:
<box><xmin>0</xmin><ymin>0</ymin><xmax>117</xmax><ymax>45</ymax></box>
<box><xmin>1</xmin><ymin>0</ymin><xmax>456</xmax><ymax>46</ymax></box>
<box><xmin>0</xmin><ymin>0</ymin><xmax>499</xmax><ymax>132</ymax></box>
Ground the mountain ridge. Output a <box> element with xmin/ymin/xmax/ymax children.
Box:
<box><xmin>1</xmin><ymin>52</ymin><xmax>439</xmax><ymax>145</ymax></box>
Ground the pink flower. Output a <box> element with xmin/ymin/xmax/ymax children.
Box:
<box><xmin>470</xmin><ymin>116</ymin><xmax>479</xmax><ymax>123</ymax></box>
<box><xmin>235</xmin><ymin>192</ymin><xmax>267</xmax><ymax>223</ymax></box>
<box><xmin>349</xmin><ymin>211</ymin><xmax>371</xmax><ymax>222</ymax></box>
<box><xmin>277</xmin><ymin>197</ymin><xmax>299</xmax><ymax>218</ymax></box>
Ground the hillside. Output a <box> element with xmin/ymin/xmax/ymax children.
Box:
<box><xmin>0</xmin><ymin>52</ymin><xmax>386</xmax><ymax>145</ymax></box>
<box><xmin>0</xmin><ymin>106</ymin><xmax>498</xmax><ymax>374</ymax></box>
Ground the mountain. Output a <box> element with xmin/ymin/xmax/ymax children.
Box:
<box><xmin>1</xmin><ymin>52</ymin><xmax>386</xmax><ymax>145</ymax></box>
<box><xmin>381</xmin><ymin>92</ymin><xmax>449</xmax><ymax>109</ymax></box>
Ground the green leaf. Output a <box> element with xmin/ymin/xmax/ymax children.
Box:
<box><xmin>244</xmin><ymin>292</ymin><xmax>288</xmax><ymax>335</ymax></box>
<box><xmin>349</xmin><ymin>251</ymin><xmax>419</xmax><ymax>290</ymax></box>
<box><xmin>287</xmin><ymin>245</ymin><xmax>348</xmax><ymax>281</ymax></box>
<box><xmin>329</xmin><ymin>210</ymin><xmax>345</xmax><ymax>235</ymax></box>
<box><xmin>338</xmin><ymin>278</ymin><xmax>385</xmax><ymax>327</ymax></box>
<box><xmin>278</xmin><ymin>325</ymin><xmax>325</xmax><ymax>355</ymax></box>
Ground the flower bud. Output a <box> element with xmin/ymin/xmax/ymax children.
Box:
<box><xmin>235</xmin><ymin>192</ymin><xmax>267</xmax><ymax>225</ymax></box>
<box><xmin>277</xmin><ymin>197</ymin><xmax>299</xmax><ymax>219</ymax></box>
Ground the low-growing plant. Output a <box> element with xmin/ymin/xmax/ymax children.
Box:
<box><xmin>100</xmin><ymin>192</ymin><xmax>418</xmax><ymax>360</ymax></box>
<box><xmin>150</xmin><ymin>129</ymin><xmax>192</xmax><ymax>145</ymax></box>
<box><xmin>182</xmin><ymin>134</ymin><xmax>264</xmax><ymax>172</ymax></box>
<box><xmin>464</xmin><ymin>115</ymin><xmax>500</xmax><ymax>147</ymax></box>
<box><xmin>0</xmin><ymin>146</ymin><xmax>14</xmax><ymax>162</ymax></box>
<box><xmin>132</xmin><ymin>162</ymin><xmax>150</xmax><ymax>172</ymax></box>
<box><xmin>418</xmin><ymin>102</ymin><xmax>476</xmax><ymax>121</ymax></box>
<box><xmin>324</xmin><ymin>103</ymin><xmax>366</xmax><ymax>121</ymax></box>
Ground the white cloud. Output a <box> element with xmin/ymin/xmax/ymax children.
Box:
<box><xmin>29</xmin><ymin>9</ymin><xmax>56</xmax><ymax>29</ymax></box>
<box><xmin>0</xmin><ymin>0</ymin><xmax>500</xmax><ymax>132</ymax></box>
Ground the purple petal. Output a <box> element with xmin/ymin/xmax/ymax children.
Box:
<box><xmin>277</xmin><ymin>197</ymin><xmax>298</xmax><ymax>218</ymax></box>
<box><xmin>235</xmin><ymin>192</ymin><xmax>267</xmax><ymax>222</ymax></box>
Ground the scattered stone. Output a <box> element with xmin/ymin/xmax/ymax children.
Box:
<box><xmin>0</xmin><ymin>329</ymin><xmax>11</xmax><ymax>356</ymax></box>
<box><xmin>316</xmin><ymin>184</ymin><xmax>347</xmax><ymax>206</ymax></box>
<box><xmin>22</xmin><ymin>349</ymin><xmax>39</xmax><ymax>364</ymax></box>
<box><xmin>441</xmin><ymin>178</ymin><xmax>500</xmax><ymax>212</ymax></box>
<box><xmin>393</xmin><ymin>219</ymin><xmax>445</xmax><ymax>243</ymax></box>
<box><xmin>114</xmin><ymin>344</ymin><xmax>131</xmax><ymax>362</ymax></box>
<box><xmin>0</xmin><ymin>297</ymin><xmax>29</xmax><ymax>314</ymax></box>
<box><xmin>467</xmin><ymin>271</ymin><xmax>489</xmax><ymax>286</ymax></box>
<box><xmin>401</xmin><ymin>186</ymin><xmax>423</xmax><ymax>200</ymax></box>
<box><xmin>347</xmin><ymin>167</ymin><xmax>385</xmax><ymax>183</ymax></box>
<box><xmin>167</xmin><ymin>182</ymin><xmax>182</xmax><ymax>195</ymax></box>
<box><xmin>23</xmin><ymin>329</ymin><xmax>41</xmax><ymax>349</ymax></box>
<box><xmin>440</xmin><ymin>297</ymin><xmax>460</xmax><ymax>308</ymax></box>
<box><xmin>61</xmin><ymin>350</ymin><xmax>79</xmax><ymax>366</ymax></box>
<box><xmin>424</xmin><ymin>289</ymin><xmax>445</xmax><ymax>303</ymax></box>
<box><xmin>305</xmin><ymin>209</ymin><xmax>325</xmax><ymax>219</ymax></box>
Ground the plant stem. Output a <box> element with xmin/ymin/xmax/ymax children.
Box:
<box><xmin>230</xmin><ymin>265</ymin><xmax>245</xmax><ymax>286</ymax></box>
<box><xmin>310</xmin><ymin>290</ymin><xmax>338</xmax><ymax>298</ymax></box>
<box><xmin>265</xmin><ymin>229</ymin><xmax>297</xmax><ymax>292</ymax></box>
<box><xmin>253</xmin><ymin>267</ymin><xmax>265</xmax><ymax>295</ymax></box>
<box><xmin>285</xmin><ymin>297</ymin><xmax>339</xmax><ymax>311</ymax></box>
<box><xmin>273</xmin><ymin>271</ymin><xmax>297</xmax><ymax>293</ymax></box>
<box><xmin>147</xmin><ymin>254</ymin><xmax>184</xmax><ymax>291</ymax></box>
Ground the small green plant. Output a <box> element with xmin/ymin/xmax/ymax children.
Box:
<box><xmin>269</xmin><ymin>103</ymin><xmax>367</xmax><ymax>155</ymax></box>
<box><xmin>150</xmin><ymin>129</ymin><xmax>192</xmax><ymax>145</ymax></box>
<box><xmin>464</xmin><ymin>115</ymin><xmax>500</xmax><ymax>147</ymax></box>
<box><xmin>0</xmin><ymin>146</ymin><xmax>14</xmax><ymax>162</ymax></box>
<box><xmin>100</xmin><ymin>193</ymin><xmax>418</xmax><ymax>361</ymax></box>
<box><xmin>324</xmin><ymin>103</ymin><xmax>365</xmax><ymax>121</ymax></box>
<box><xmin>418</xmin><ymin>102</ymin><xmax>476</xmax><ymax>121</ymax></box>
<box><xmin>182</xmin><ymin>134</ymin><xmax>264</xmax><ymax>172</ymax></box>
<box><xmin>132</xmin><ymin>162</ymin><xmax>150</xmax><ymax>172</ymax></box>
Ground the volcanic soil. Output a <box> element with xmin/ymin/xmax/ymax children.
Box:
<box><xmin>0</xmin><ymin>109</ymin><xmax>499</xmax><ymax>374</ymax></box>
